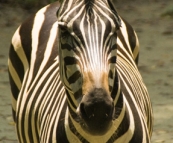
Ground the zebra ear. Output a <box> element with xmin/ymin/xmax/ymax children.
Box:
<box><xmin>107</xmin><ymin>0</ymin><xmax>121</xmax><ymax>29</ymax></box>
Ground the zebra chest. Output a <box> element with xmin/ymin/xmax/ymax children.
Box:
<box><xmin>15</xmin><ymin>63</ymin><xmax>67</xmax><ymax>141</ymax></box>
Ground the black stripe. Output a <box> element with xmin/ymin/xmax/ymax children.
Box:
<box><xmin>108</xmin><ymin>70</ymin><xmax>113</xmax><ymax>79</ymax></box>
<box><xmin>19</xmin><ymin>14</ymin><xmax>35</xmax><ymax>93</ymax></box>
<box><xmin>66</xmin><ymin>90</ymin><xmax>77</xmax><ymax>109</ymax></box>
<box><xmin>121</xmin><ymin>18</ymin><xmax>136</xmax><ymax>53</ymax></box>
<box><xmin>117</xmin><ymin>45</ymin><xmax>131</xmax><ymax>63</ymax></box>
<box><xmin>56</xmin><ymin>102</ymin><xmax>69</xmax><ymax>143</ymax></box>
<box><xmin>107</xmin><ymin>43</ymin><xmax>117</xmax><ymax>55</ymax></box>
<box><xmin>109</xmin><ymin>85</ymin><xmax>113</xmax><ymax>92</ymax></box>
<box><xmin>9</xmin><ymin>44</ymin><xmax>24</xmax><ymax>83</ymax></box>
<box><xmin>107</xmin><ymin>104</ymin><xmax>129</xmax><ymax>143</ymax></box>
<box><xmin>72</xmin><ymin>18</ymin><xmax>86</xmax><ymax>47</ymax></box>
<box><xmin>19</xmin><ymin>14</ymin><xmax>35</xmax><ymax>65</ymax></box>
<box><xmin>111</xmin><ymin>71</ymin><xmax>119</xmax><ymax>99</ymax></box>
<box><xmin>16</xmin><ymin>70</ymin><xmax>30</xmax><ymax>143</ymax></box>
<box><xmin>74</xmin><ymin>88</ymin><xmax>82</xmax><ymax>101</ymax></box>
<box><xmin>129</xmin><ymin>106</ymin><xmax>143</xmax><ymax>142</ymax></box>
<box><xmin>8</xmin><ymin>73</ymin><xmax>19</xmax><ymax>101</ymax></box>
<box><xmin>64</xmin><ymin>56</ymin><xmax>77</xmax><ymax>65</ymax></box>
<box><xmin>107</xmin><ymin>1</ymin><xmax>121</xmax><ymax>29</ymax></box>
<box><xmin>32</xmin><ymin>4</ymin><xmax>58</xmax><ymax>82</ymax></box>
<box><xmin>135</xmin><ymin>53</ymin><xmax>139</xmax><ymax>65</ymax></box>
<box><xmin>25</xmin><ymin>2</ymin><xmax>60</xmax><ymax>90</ymax></box>
<box><xmin>117</xmin><ymin>28</ymin><xmax>131</xmax><ymax>55</ymax></box>
<box><xmin>119</xmin><ymin>73</ymin><xmax>143</xmax><ymax>143</ymax></box>
<box><xmin>58</xmin><ymin>0</ymin><xmax>70</xmax><ymax>17</ymax></box>
<box><xmin>68</xmin><ymin>70</ymin><xmax>81</xmax><ymax>84</ymax></box>
<box><xmin>47</xmin><ymin>79</ymin><xmax>65</xmax><ymax>143</ymax></box>
<box><xmin>114</xmin><ymin>92</ymin><xmax>123</xmax><ymax>119</ymax></box>
<box><xmin>108</xmin><ymin>56</ymin><xmax>117</xmax><ymax>64</ymax></box>
<box><xmin>111</xmin><ymin>43</ymin><xmax>118</xmax><ymax>50</ymax></box>
<box><xmin>28</xmin><ymin>66</ymin><xmax>58</xmax><ymax>142</ymax></box>
<box><xmin>68</xmin><ymin>104</ymin><xmax>80</xmax><ymax>121</ymax></box>
<box><xmin>61</xmin><ymin>43</ymin><xmax>73</xmax><ymax>51</ymax></box>
<box><xmin>68</xmin><ymin>117</ymin><xmax>89</xmax><ymax>143</ymax></box>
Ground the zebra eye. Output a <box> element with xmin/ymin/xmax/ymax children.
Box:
<box><xmin>58</xmin><ymin>21</ymin><xmax>68</xmax><ymax>33</ymax></box>
<box><xmin>60</xmin><ymin>26</ymin><xmax>67</xmax><ymax>33</ymax></box>
<box><xmin>59</xmin><ymin>26</ymin><xmax>69</xmax><ymax>40</ymax></box>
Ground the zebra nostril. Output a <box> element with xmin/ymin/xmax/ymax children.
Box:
<box><xmin>79</xmin><ymin>102</ymin><xmax>97</xmax><ymax>120</ymax></box>
<box><xmin>79</xmin><ymin>103</ymin><xmax>87</xmax><ymax>119</ymax></box>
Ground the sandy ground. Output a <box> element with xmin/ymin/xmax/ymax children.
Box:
<box><xmin>0</xmin><ymin>1</ymin><xmax>173</xmax><ymax>142</ymax></box>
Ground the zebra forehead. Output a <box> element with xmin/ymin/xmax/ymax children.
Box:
<box><xmin>58</xmin><ymin>0</ymin><xmax>120</xmax><ymax>29</ymax></box>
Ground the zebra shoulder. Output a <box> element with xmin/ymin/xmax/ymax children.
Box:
<box><xmin>8</xmin><ymin>1</ymin><xmax>61</xmax><ymax>122</ymax></box>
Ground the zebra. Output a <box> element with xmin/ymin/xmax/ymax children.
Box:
<box><xmin>8</xmin><ymin>0</ymin><xmax>153</xmax><ymax>142</ymax></box>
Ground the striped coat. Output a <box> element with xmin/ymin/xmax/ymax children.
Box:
<box><xmin>8</xmin><ymin>1</ymin><xmax>152</xmax><ymax>142</ymax></box>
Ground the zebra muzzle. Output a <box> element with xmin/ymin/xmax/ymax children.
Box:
<box><xmin>77</xmin><ymin>88</ymin><xmax>114</xmax><ymax>135</ymax></box>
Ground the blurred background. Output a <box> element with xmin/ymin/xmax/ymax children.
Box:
<box><xmin>0</xmin><ymin>0</ymin><xmax>58</xmax><ymax>9</ymax></box>
<box><xmin>0</xmin><ymin>0</ymin><xmax>173</xmax><ymax>142</ymax></box>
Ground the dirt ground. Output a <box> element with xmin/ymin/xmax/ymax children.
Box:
<box><xmin>0</xmin><ymin>0</ymin><xmax>173</xmax><ymax>142</ymax></box>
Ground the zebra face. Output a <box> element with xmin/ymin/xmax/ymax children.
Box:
<box><xmin>57</xmin><ymin>0</ymin><xmax>121</xmax><ymax>135</ymax></box>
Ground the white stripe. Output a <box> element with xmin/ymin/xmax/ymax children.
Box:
<box><xmin>8</xmin><ymin>59</ymin><xmax>22</xmax><ymax>90</ymax></box>
<box><xmin>65</xmin><ymin>109</ymin><xmax>81</xmax><ymax>143</ymax></box>
<box><xmin>133</xmin><ymin>31</ymin><xmax>139</xmax><ymax>59</ymax></box>
<box><xmin>114</xmin><ymin>96</ymin><xmax>135</xmax><ymax>143</ymax></box>
<box><xmin>119</xmin><ymin>19</ymin><xmax>134</xmax><ymax>57</ymax></box>
<box><xmin>61</xmin><ymin>1</ymin><xmax>84</xmax><ymax>23</ymax></box>
<box><xmin>16</xmin><ymin>68</ymin><xmax>29</xmax><ymax>143</ymax></box>
<box><xmin>117</xmin><ymin>60</ymin><xmax>147</xmax><ymax>141</ymax></box>
<box><xmin>36</xmin><ymin>21</ymin><xmax>58</xmax><ymax>80</ymax></box>
<box><xmin>58</xmin><ymin>0</ymin><xmax>75</xmax><ymax>20</ymax></box>
<box><xmin>52</xmin><ymin>89</ymin><xmax>66</xmax><ymax>142</ymax></box>
<box><xmin>27</xmin><ymin>6</ymin><xmax>47</xmax><ymax>87</ymax></box>
<box><xmin>12</xmin><ymin>26</ymin><xmax>29</xmax><ymax>72</ymax></box>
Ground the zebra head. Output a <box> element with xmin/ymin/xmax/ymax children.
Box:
<box><xmin>57</xmin><ymin>0</ymin><xmax>121</xmax><ymax>135</ymax></box>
